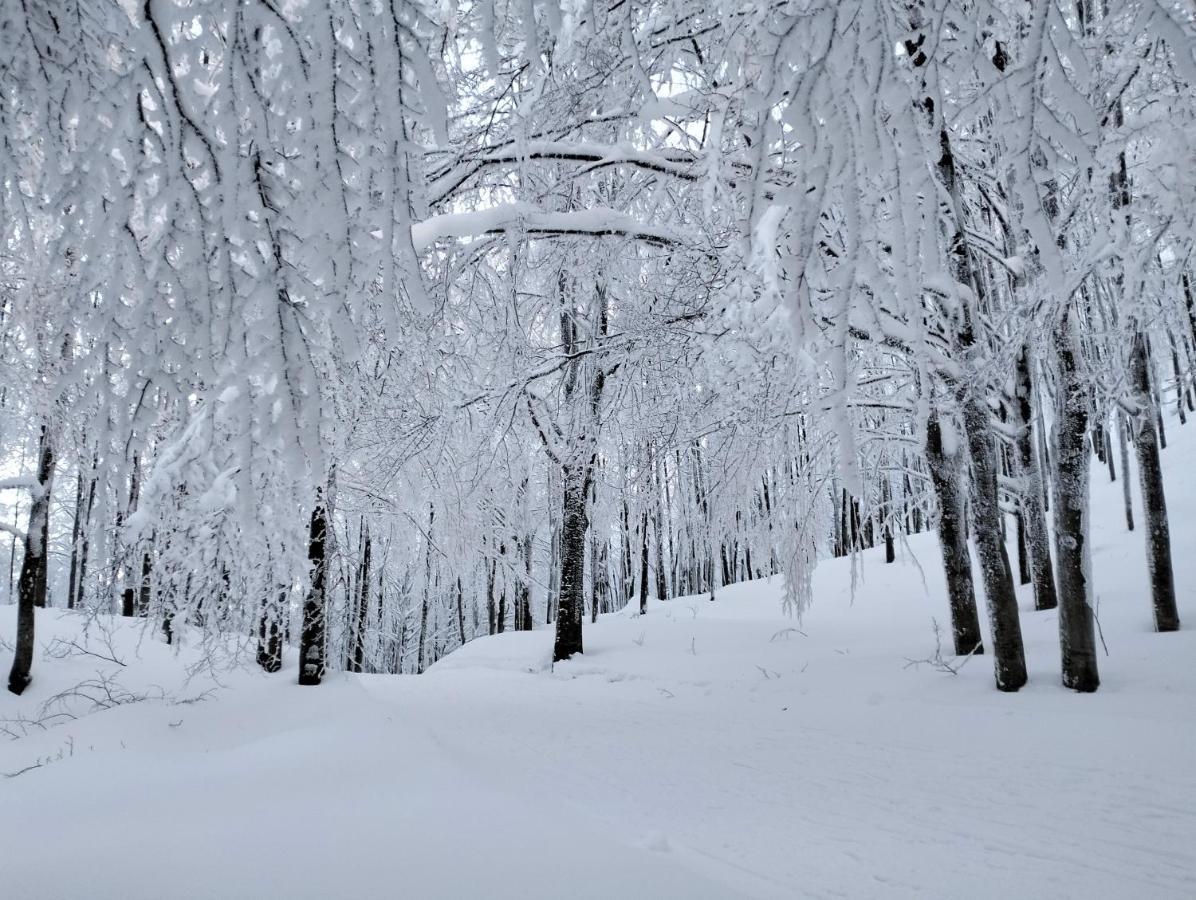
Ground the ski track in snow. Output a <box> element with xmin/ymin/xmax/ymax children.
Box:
<box><xmin>2</xmin><ymin>425</ymin><xmax>1196</xmax><ymax>899</ymax></box>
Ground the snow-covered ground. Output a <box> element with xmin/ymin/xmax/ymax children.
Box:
<box><xmin>2</xmin><ymin>426</ymin><xmax>1195</xmax><ymax>899</ymax></box>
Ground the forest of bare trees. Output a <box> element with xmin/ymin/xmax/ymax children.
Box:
<box><xmin>2</xmin><ymin>0</ymin><xmax>1193</xmax><ymax>697</ymax></box>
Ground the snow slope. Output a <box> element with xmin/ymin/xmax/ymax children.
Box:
<box><xmin>2</xmin><ymin>425</ymin><xmax>1195</xmax><ymax>899</ymax></box>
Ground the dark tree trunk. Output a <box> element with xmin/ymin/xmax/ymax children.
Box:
<box><xmin>137</xmin><ymin>549</ymin><xmax>152</xmax><ymax>616</ymax></box>
<box><xmin>120</xmin><ymin>455</ymin><xmax>142</xmax><ymax>617</ymax></box>
<box><xmin>495</xmin><ymin>543</ymin><xmax>507</xmax><ymax>635</ymax></box>
<box><xmin>298</xmin><ymin>501</ymin><xmax>328</xmax><ymax>686</ymax></box>
<box><xmin>417</xmin><ymin>598</ymin><xmax>429</xmax><ymax>673</ymax></box>
<box><xmin>517</xmin><ymin>535</ymin><xmax>533</xmax><ymax>631</ymax></box>
<box><xmin>1167</xmin><ymin>331</ymin><xmax>1186</xmax><ymax>424</ymax></box>
<box><xmin>1052</xmin><ymin>314</ymin><xmax>1100</xmax><ymax>692</ymax></box>
<box><xmin>590</xmin><ymin>520</ymin><xmax>601</xmax><ymax>625</ymax></box>
<box><xmin>963</xmin><ymin>395</ymin><xmax>1027</xmax><ymax>690</ymax></box>
<box><xmin>925</xmin><ymin>414</ymin><xmax>985</xmax><ymax>657</ymax></box>
<box><xmin>546</xmin><ymin>522</ymin><xmax>560</xmax><ymax>625</ymax></box>
<box><xmin>554</xmin><ymin>468</ymin><xmax>588</xmax><ymax>662</ymax></box>
<box><xmin>907</xmin><ymin>16</ymin><xmax>1023</xmax><ymax>688</ymax></box>
<box><xmin>455</xmin><ymin>577</ymin><xmax>467</xmax><ymax>645</ymax></box>
<box><xmin>351</xmin><ymin>525</ymin><xmax>372</xmax><ymax>673</ymax></box>
<box><xmin>1104</xmin><ymin>421</ymin><xmax>1116</xmax><ymax>482</ymax></box>
<box><xmin>1116</xmin><ymin>411</ymin><xmax>1135</xmax><ymax>531</ymax></box>
<box><xmin>639</xmin><ymin>509</ymin><xmax>649</xmax><ymax>615</ymax></box>
<box><xmin>257</xmin><ymin>588</ymin><xmax>285</xmax><ymax>673</ymax></box>
<box><xmin>882</xmin><ymin>477</ymin><xmax>895</xmax><ymax>564</ymax></box>
<box><xmin>67</xmin><ymin>470</ymin><xmax>84</xmax><ymax>611</ymax></box>
<box><xmin>1129</xmin><ymin>331</ymin><xmax>1180</xmax><ymax>632</ymax></box>
<box><xmin>1013</xmin><ymin>348</ymin><xmax>1058</xmax><ymax>611</ymax></box>
<box><xmin>486</xmin><ymin>556</ymin><xmax>497</xmax><ymax>635</ymax></box>
<box><xmin>1015</xmin><ymin>511</ymin><xmax>1031</xmax><ymax>586</ymax></box>
<box><xmin>72</xmin><ymin>469</ymin><xmax>96</xmax><ymax>611</ymax></box>
<box><xmin>7</xmin><ymin>426</ymin><xmax>55</xmax><ymax>696</ymax></box>
<box><xmin>653</xmin><ymin>481</ymin><xmax>668</xmax><ymax>600</ymax></box>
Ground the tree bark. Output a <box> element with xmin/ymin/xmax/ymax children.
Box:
<box><xmin>298</xmin><ymin>500</ymin><xmax>328</xmax><ymax>686</ymax></box>
<box><xmin>1118</xmin><ymin>411</ymin><xmax>1134</xmax><ymax>531</ymax></box>
<box><xmin>653</xmin><ymin>467</ymin><xmax>668</xmax><ymax>600</ymax></box>
<box><xmin>1128</xmin><ymin>331</ymin><xmax>1180</xmax><ymax>632</ymax></box>
<box><xmin>120</xmin><ymin>455</ymin><xmax>142</xmax><ymax>617</ymax></box>
<box><xmin>257</xmin><ymin>587</ymin><xmax>285</xmax><ymax>673</ymax></box>
<box><xmin>1013</xmin><ymin>348</ymin><xmax>1058</xmax><ymax>611</ymax></box>
<box><xmin>7</xmin><ymin>426</ymin><xmax>56</xmax><ymax>695</ymax></box>
<box><xmin>963</xmin><ymin>395</ymin><xmax>1027</xmax><ymax>690</ymax></box>
<box><xmin>351</xmin><ymin>524</ymin><xmax>371</xmax><ymax>673</ymax></box>
<box><xmin>517</xmin><ymin>534</ymin><xmax>533</xmax><ymax>631</ymax></box>
<box><xmin>924</xmin><ymin>414</ymin><xmax>985</xmax><ymax>657</ymax></box>
<box><xmin>554</xmin><ymin>467</ymin><xmax>588</xmax><ymax>661</ymax></box>
<box><xmin>639</xmin><ymin>509</ymin><xmax>649</xmax><ymax>615</ymax></box>
<box><xmin>1052</xmin><ymin>314</ymin><xmax>1100</xmax><ymax>691</ymax></box>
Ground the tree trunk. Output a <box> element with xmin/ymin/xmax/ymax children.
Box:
<box><xmin>257</xmin><ymin>587</ymin><xmax>285</xmax><ymax>673</ymax></box>
<box><xmin>963</xmin><ymin>395</ymin><xmax>1027</xmax><ymax>690</ymax></box>
<box><xmin>67</xmin><ymin>470</ymin><xmax>84</xmax><ymax>612</ymax></box>
<box><xmin>653</xmin><ymin>481</ymin><xmax>668</xmax><ymax>600</ymax></box>
<box><xmin>455</xmin><ymin>577</ymin><xmax>467</xmax><ymax>645</ymax></box>
<box><xmin>1052</xmin><ymin>314</ymin><xmax>1100</xmax><ymax>692</ymax></box>
<box><xmin>352</xmin><ymin>525</ymin><xmax>371</xmax><ymax>673</ymax></box>
<box><xmin>298</xmin><ymin>500</ymin><xmax>328</xmax><ymax>686</ymax></box>
<box><xmin>417</xmin><ymin>597</ymin><xmax>429</xmax><ymax>673</ymax></box>
<box><xmin>924</xmin><ymin>414</ymin><xmax>985</xmax><ymax>657</ymax></box>
<box><xmin>1118</xmin><ymin>411</ymin><xmax>1134</xmax><ymax>531</ymax></box>
<box><xmin>137</xmin><ymin>549</ymin><xmax>152</xmax><ymax>616</ymax></box>
<box><xmin>554</xmin><ymin>467</ymin><xmax>588</xmax><ymax>662</ymax></box>
<box><xmin>120</xmin><ymin>455</ymin><xmax>142</xmax><ymax>617</ymax></box>
<box><xmin>546</xmin><ymin>522</ymin><xmax>560</xmax><ymax>625</ymax></box>
<box><xmin>1015</xmin><ymin>511</ymin><xmax>1031</xmax><ymax>585</ymax></box>
<box><xmin>639</xmin><ymin>509</ymin><xmax>649</xmax><ymax>615</ymax></box>
<box><xmin>1129</xmin><ymin>331</ymin><xmax>1180</xmax><ymax>632</ymax></box>
<box><xmin>486</xmin><ymin>555</ymin><xmax>497</xmax><ymax>635</ymax></box>
<box><xmin>518</xmin><ymin>534</ymin><xmax>533</xmax><ymax>631</ymax></box>
<box><xmin>1013</xmin><ymin>348</ymin><xmax>1058</xmax><ymax>611</ymax></box>
<box><xmin>7</xmin><ymin>426</ymin><xmax>55</xmax><ymax>695</ymax></box>
<box><xmin>495</xmin><ymin>543</ymin><xmax>507</xmax><ymax>635</ymax></box>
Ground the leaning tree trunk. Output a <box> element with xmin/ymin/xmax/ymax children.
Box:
<box><xmin>1052</xmin><ymin>313</ymin><xmax>1100</xmax><ymax>692</ymax></box>
<box><xmin>963</xmin><ymin>395</ymin><xmax>1028</xmax><ymax>691</ymax></box>
<box><xmin>7</xmin><ymin>426</ymin><xmax>56</xmax><ymax>695</ymax></box>
<box><xmin>554</xmin><ymin>466</ymin><xmax>588</xmax><ymax>662</ymax></box>
<box><xmin>1128</xmin><ymin>330</ymin><xmax>1180</xmax><ymax>632</ymax></box>
<box><xmin>1013</xmin><ymin>348</ymin><xmax>1058</xmax><ymax>611</ymax></box>
<box><xmin>298</xmin><ymin>500</ymin><xmax>328</xmax><ymax>686</ymax></box>
<box><xmin>924</xmin><ymin>414</ymin><xmax>985</xmax><ymax>656</ymax></box>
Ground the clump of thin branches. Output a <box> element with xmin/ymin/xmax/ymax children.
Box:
<box><xmin>904</xmin><ymin>619</ymin><xmax>980</xmax><ymax>676</ymax></box>
<box><xmin>2</xmin><ymin>737</ymin><xmax>75</xmax><ymax>779</ymax></box>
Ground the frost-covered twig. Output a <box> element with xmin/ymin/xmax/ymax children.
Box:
<box><xmin>904</xmin><ymin>619</ymin><xmax>980</xmax><ymax>676</ymax></box>
<box><xmin>44</xmin><ymin>637</ymin><xmax>127</xmax><ymax>667</ymax></box>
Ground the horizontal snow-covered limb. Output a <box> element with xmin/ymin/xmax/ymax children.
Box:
<box><xmin>0</xmin><ymin>521</ymin><xmax>26</xmax><ymax>540</ymax></box>
<box><xmin>0</xmin><ymin>477</ymin><xmax>42</xmax><ymax>496</ymax></box>
<box><xmin>412</xmin><ymin>203</ymin><xmax>680</xmax><ymax>251</ymax></box>
<box><xmin>427</xmin><ymin>141</ymin><xmax>700</xmax><ymax>205</ymax></box>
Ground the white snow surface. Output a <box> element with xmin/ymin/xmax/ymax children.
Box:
<box><xmin>3</xmin><ymin>430</ymin><xmax>1196</xmax><ymax>898</ymax></box>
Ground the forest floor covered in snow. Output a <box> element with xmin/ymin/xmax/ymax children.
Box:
<box><xmin>3</xmin><ymin>428</ymin><xmax>1196</xmax><ymax>899</ymax></box>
